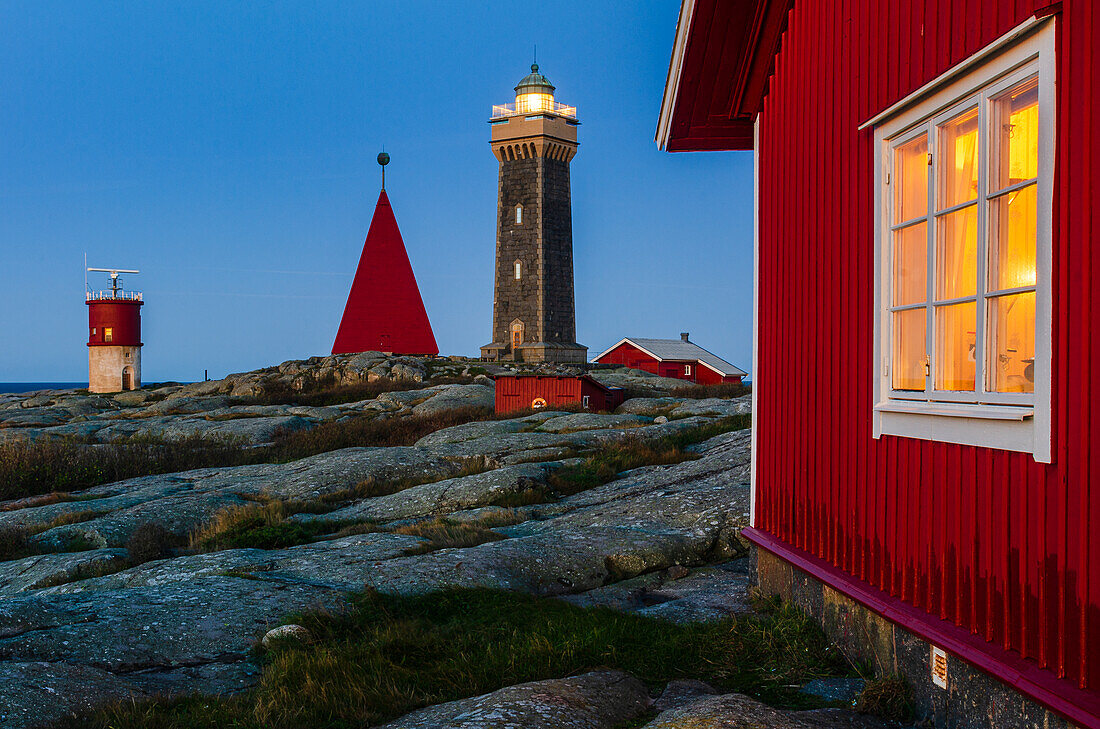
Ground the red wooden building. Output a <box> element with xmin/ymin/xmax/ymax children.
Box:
<box><xmin>494</xmin><ymin>374</ymin><xmax>624</xmax><ymax>415</ymax></box>
<box><xmin>594</xmin><ymin>334</ymin><xmax>747</xmax><ymax>385</ymax></box>
<box><xmin>659</xmin><ymin>2</ymin><xmax>1098</xmax><ymax>727</ymax></box>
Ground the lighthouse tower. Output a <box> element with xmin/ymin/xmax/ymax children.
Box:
<box><xmin>480</xmin><ymin>64</ymin><xmax>587</xmax><ymax>363</ymax></box>
<box><xmin>86</xmin><ymin>268</ymin><xmax>143</xmax><ymax>393</ymax></box>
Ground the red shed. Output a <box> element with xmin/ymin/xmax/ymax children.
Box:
<box><xmin>660</xmin><ymin>2</ymin><xmax>1098</xmax><ymax>727</ymax></box>
<box><xmin>594</xmin><ymin>334</ymin><xmax>746</xmax><ymax>384</ymax></box>
<box><xmin>494</xmin><ymin>374</ymin><xmax>624</xmax><ymax>415</ymax></box>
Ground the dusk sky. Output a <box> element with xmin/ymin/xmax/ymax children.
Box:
<box><xmin>0</xmin><ymin>1</ymin><xmax>754</xmax><ymax>383</ymax></box>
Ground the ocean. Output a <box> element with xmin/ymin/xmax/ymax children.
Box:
<box><xmin>0</xmin><ymin>383</ymin><xmax>85</xmax><ymax>395</ymax></box>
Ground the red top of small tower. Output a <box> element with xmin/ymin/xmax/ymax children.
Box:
<box><xmin>332</xmin><ymin>189</ymin><xmax>439</xmax><ymax>356</ymax></box>
<box><xmin>86</xmin><ymin>269</ymin><xmax>143</xmax><ymax>347</ymax></box>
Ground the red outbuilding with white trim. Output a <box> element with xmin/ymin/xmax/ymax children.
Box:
<box><xmin>594</xmin><ymin>334</ymin><xmax>746</xmax><ymax>385</ymax></box>
<box><xmin>494</xmin><ymin>374</ymin><xmax>624</xmax><ymax>415</ymax></box>
<box><xmin>659</xmin><ymin>1</ymin><xmax>1098</xmax><ymax>727</ymax></box>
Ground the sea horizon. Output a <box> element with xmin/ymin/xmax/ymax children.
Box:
<box><xmin>0</xmin><ymin>382</ymin><xmax>86</xmax><ymax>394</ymax></box>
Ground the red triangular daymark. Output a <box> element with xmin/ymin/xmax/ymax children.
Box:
<box><xmin>332</xmin><ymin>190</ymin><xmax>439</xmax><ymax>356</ymax></box>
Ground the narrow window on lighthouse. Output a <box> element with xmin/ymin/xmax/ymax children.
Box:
<box><xmin>514</xmin><ymin>260</ymin><xmax>522</xmax><ymax>280</ymax></box>
<box><xmin>515</xmin><ymin>204</ymin><xmax>523</xmax><ymax>224</ymax></box>
<box><xmin>104</xmin><ymin>327</ymin><xmax>113</xmax><ymax>343</ymax></box>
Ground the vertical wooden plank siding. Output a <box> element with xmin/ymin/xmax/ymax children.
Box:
<box><xmin>755</xmin><ymin>0</ymin><xmax>1098</xmax><ymax>691</ymax></box>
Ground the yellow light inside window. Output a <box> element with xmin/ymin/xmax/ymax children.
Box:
<box><xmin>516</xmin><ymin>92</ymin><xmax>554</xmax><ymax>113</ymax></box>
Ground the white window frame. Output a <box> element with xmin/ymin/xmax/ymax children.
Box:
<box><xmin>582</xmin><ymin>395</ymin><xmax>590</xmax><ymax>409</ymax></box>
<box><xmin>684</xmin><ymin>364</ymin><xmax>692</xmax><ymax>376</ymax></box>
<box><xmin>869</xmin><ymin>17</ymin><xmax>1054</xmax><ymax>462</ymax></box>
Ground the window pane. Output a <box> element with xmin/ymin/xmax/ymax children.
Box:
<box><xmin>935</xmin><ymin>301</ymin><xmax>976</xmax><ymax>391</ymax></box>
<box><xmin>989</xmin><ymin>184</ymin><xmax>1037</xmax><ymax>291</ymax></box>
<box><xmin>988</xmin><ymin>292</ymin><xmax>1036</xmax><ymax>393</ymax></box>
<box><xmin>893</xmin><ymin>308</ymin><xmax>927</xmax><ymax>391</ymax></box>
<box><xmin>991</xmin><ymin>77</ymin><xmax>1039</xmax><ymax>190</ymax></box>
<box><xmin>894</xmin><ymin>134</ymin><xmax>928</xmax><ymax>224</ymax></box>
<box><xmin>892</xmin><ymin>222</ymin><xmax>927</xmax><ymax>306</ymax></box>
<box><xmin>938</xmin><ymin>107</ymin><xmax>979</xmax><ymax>209</ymax></box>
<box><xmin>936</xmin><ymin>205</ymin><xmax>978</xmax><ymax>300</ymax></box>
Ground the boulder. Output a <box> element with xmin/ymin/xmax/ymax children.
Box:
<box><xmin>641</xmin><ymin>693</ymin><xmax>894</xmax><ymax>728</ymax></box>
<box><xmin>377</xmin><ymin>671</ymin><xmax>651</xmax><ymax>729</ymax></box>
<box><xmin>536</xmin><ymin>413</ymin><xmax>651</xmax><ymax>433</ymax></box>
<box><xmin>653</xmin><ymin>679</ymin><xmax>719</xmax><ymax>712</ymax></box>
<box><xmin>261</xmin><ymin>624</ymin><xmax>312</xmax><ymax>648</ymax></box>
<box><xmin>410</xmin><ymin>384</ymin><xmax>494</xmax><ymax>416</ymax></box>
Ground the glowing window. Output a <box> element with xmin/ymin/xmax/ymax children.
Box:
<box><xmin>514</xmin><ymin>260</ymin><xmax>522</xmax><ymax>280</ymax></box>
<box><xmin>104</xmin><ymin>327</ymin><xmax>113</xmax><ymax>343</ymax></box>
<box><xmin>515</xmin><ymin>204</ymin><xmax>523</xmax><ymax>224</ymax></box>
<box><xmin>872</xmin><ymin>23</ymin><xmax>1053</xmax><ymax>461</ymax></box>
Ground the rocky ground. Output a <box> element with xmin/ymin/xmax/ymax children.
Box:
<box><xmin>0</xmin><ymin>356</ymin><xmax>902</xmax><ymax>728</ymax></box>
<box><xmin>0</xmin><ymin>353</ymin><xmax>690</xmax><ymax>446</ymax></box>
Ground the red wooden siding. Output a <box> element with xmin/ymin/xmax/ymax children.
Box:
<box><xmin>595</xmin><ymin>342</ymin><xmax>743</xmax><ymax>384</ymax></box>
<box><xmin>494</xmin><ymin>376</ymin><xmax>621</xmax><ymax>414</ymax></box>
<box><xmin>751</xmin><ymin>0</ymin><xmax>1098</xmax><ymax>709</ymax></box>
<box><xmin>597</xmin><ymin>343</ymin><xmax>663</xmax><ymax>376</ymax></box>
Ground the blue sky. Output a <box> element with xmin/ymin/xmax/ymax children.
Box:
<box><xmin>0</xmin><ymin>1</ymin><xmax>753</xmax><ymax>382</ymax></box>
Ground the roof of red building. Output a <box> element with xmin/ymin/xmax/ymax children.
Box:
<box><xmin>655</xmin><ymin>0</ymin><xmax>792</xmax><ymax>152</ymax></box>
<box><xmin>332</xmin><ymin>190</ymin><xmax>438</xmax><ymax>356</ymax></box>
<box><xmin>596</xmin><ymin>337</ymin><xmax>747</xmax><ymax>377</ymax></box>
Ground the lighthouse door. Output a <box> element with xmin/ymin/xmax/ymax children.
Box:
<box><xmin>122</xmin><ymin>367</ymin><xmax>133</xmax><ymax>391</ymax></box>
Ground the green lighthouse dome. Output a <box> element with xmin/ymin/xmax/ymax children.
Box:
<box><xmin>514</xmin><ymin>63</ymin><xmax>556</xmax><ymax>95</ymax></box>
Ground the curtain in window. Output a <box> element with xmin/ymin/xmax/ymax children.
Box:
<box><xmin>935</xmin><ymin>110</ymin><xmax>979</xmax><ymax>391</ymax></box>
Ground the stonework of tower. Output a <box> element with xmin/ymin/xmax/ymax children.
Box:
<box><xmin>480</xmin><ymin>65</ymin><xmax>587</xmax><ymax>364</ymax></box>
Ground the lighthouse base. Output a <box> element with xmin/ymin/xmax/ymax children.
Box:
<box><xmin>89</xmin><ymin>346</ymin><xmax>142</xmax><ymax>393</ymax></box>
<box><xmin>480</xmin><ymin>341</ymin><xmax>588</xmax><ymax>364</ymax></box>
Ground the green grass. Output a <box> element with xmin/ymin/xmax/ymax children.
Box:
<box><xmin>548</xmin><ymin>414</ymin><xmax>750</xmax><ymax>497</ymax></box>
<box><xmin>856</xmin><ymin>674</ymin><xmax>915</xmax><ymax>721</ymax></box>
<box><xmin>67</xmin><ymin>589</ymin><xmax>850</xmax><ymax>729</ymax></box>
<box><xmin>0</xmin><ymin>407</ymin><xmax>494</xmax><ymax>503</ymax></box>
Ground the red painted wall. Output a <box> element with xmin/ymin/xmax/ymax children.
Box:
<box><xmin>597</xmin><ymin>343</ymin><xmax>662</xmax><ymax>375</ymax></box>
<box><xmin>752</xmin><ymin>0</ymin><xmax>1098</xmax><ymax>703</ymax></box>
<box><xmin>87</xmin><ymin>300</ymin><xmax>142</xmax><ymax>347</ymax></box>
<box><xmin>596</xmin><ymin>342</ymin><xmax>742</xmax><ymax>384</ymax></box>
<box><xmin>495</xmin><ymin>376</ymin><xmax>618</xmax><ymax>414</ymax></box>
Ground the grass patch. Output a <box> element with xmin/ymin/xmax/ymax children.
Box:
<box><xmin>189</xmin><ymin>502</ymin><xmax>333</xmax><ymax>552</ymax></box>
<box><xmin>69</xmin><ymin>589</ymin><xmax>850</xmax><ymax>729</ymax></box>
<box><xmin>234</xmin><ymin>374</ymin><xmax>478</xmax><ymax>408</ymax></box>
<box><xmin>0</xmin><ymin>407</ymin><xmax>494</xmax><ymax>504</ymax></box>
<box><xmin>0</xmin><ymin>435</ymin><xmax>251</xmax><ymax>502</ymax></box>
<box><xmin>855</xmin><ymin>674</ymin><xmax>915</xmax><ymax>722</ymax></box>
<box><xmin>669</xmin><ymin>382</ymin><xmax>751</xmax><ymax>400</ymax></box>
<box><xmin>548</xmin><ymin>415</ymin><xmax>750</xmax><ymax>497</ymax></box>
<box><xmin>395</xmin><ymin>518</ymin><xmax>508</xmax><ymax>554</ymax></box>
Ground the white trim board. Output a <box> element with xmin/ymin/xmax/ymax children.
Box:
<box><xmin>656</xmin><ymin>0</ymin><xmax>697</xmax><ymax>149</ymax></box>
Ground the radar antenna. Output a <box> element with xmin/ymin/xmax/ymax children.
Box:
<box><xmin>87</xmin><ymin>267</ymin><xmax>140</xmax><ymax>298</ymax></box>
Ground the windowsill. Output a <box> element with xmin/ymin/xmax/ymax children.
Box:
<box><xmin>874</xmin><ymin>400</ymin><xmax>1034</xmax><ymax>421</ymax></box>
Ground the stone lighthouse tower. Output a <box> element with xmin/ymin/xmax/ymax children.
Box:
<box><xmin>86</xmin><ymin>268</ymin><xmax>143</xmax><ymax>393</ymax></box>
<box><xmin>480</xmin><ymin>64</ymin><xmax>587</xmax><ymax>363</ymax></box>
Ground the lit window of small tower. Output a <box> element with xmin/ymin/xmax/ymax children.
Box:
<box><xmin>514</xmin><ymin>260</ymin><xmax>522</xmax><ymax>280</ymax></box>
<box><xmin>515</xmin><ymin>204</ymin><xmax>523</xmax><ymax>224</ymax></box>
